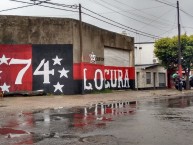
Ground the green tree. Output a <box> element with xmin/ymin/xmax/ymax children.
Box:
<box><xmin>154</xmin><ymin>34</ymin><xmax>193</xmax><ymax>89</ymax></box>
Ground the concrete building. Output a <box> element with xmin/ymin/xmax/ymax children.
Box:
<box><xmin>0</xmin><ymin>15</ymin><xmax>135</xmax><ymax>95</ymax></box>
<box><xmin>135</xmin><ymin>44</ymin><xmax>167</xmax><ymax>89</ymax></box>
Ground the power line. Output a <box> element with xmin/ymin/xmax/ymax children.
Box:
<box><xmin>9</xmin><ymin>0</ymin><xmax>172</xmax><ymax>39</ymax></box>
<box><xmin>158</xmin><ymin>0</ymin><xmax>175</xmax><ymax>5</ymax></box>
<box><xmin>38</xmin><ymin>4</ymin><xmax>78</xmax><ymax>13</ymax></box>
<box><xmin>82</xmin><ymin>6</ymin><xmax>160</xmax><ymax>39</ymax></box>
<box><xmin>180</xmin><ymin>9</ymin><xmax>193</xmax><ymax>19</ymax></box>
<box><xmin>0</xmin><ymin>4</ymin><xmax>34</xmax><ymax>13</ymax></box>
<box><xmin>43</xmin><ymin>1</ymin><xmax>78</xmax><ymax>9</ymax></box>
<box><xmin>91</xmin><ymin>0</ymin><xmax>180</xmax><ymax>41</ymax></box>
<box><xmin>153</xmin><ymin>0</ymin><xmax>176</xmax><ymax>8</ymax></box>
<box><xmin>82</xmin><ymin>12</ymin><xmax>159</xmax><ymax>39</ymax></box>
<box><xmin>45</xmin><ymin>1</ymin><xmax>161</xmax><ymax>39</ymax></box>
<box><xmin>10</xmin><ymin>0</ymin><xmax>161</xmax><ymax>39</ymax></box>
<box><xmin>87</xmin><ymin>5</ymin><xmax>166</xmax><ymax>16</ymax></box>
<box><xmin>158</xmin><ymin>27</ymin><xmax>177</xmax><ymax>37</ymax></box>
<box><xmin>90</xmin><ymin>0</ymin><xmax>157</xmax><ymax>27</ymax></box>
<box><xmin>182</xmin><ymin>26</ymin><xmax>193</xmax><ymax>30</ymax></box>
<box><xmin>112</xmin><ymin>0</ymin><xmax>174</xmax><ymax>27</ymax></box>
<box><xmin>138</xmin><ymin>8</ymin><xmax>174</xmax><ymax>31</ymax></box>
<box><xmin>180</xmin><ymin>15</ymin><xmax>187</xmax><ymax>34</ymax></box>
<box><xmin>152</xmin><ymin>0</ymin><xmax>193</xmax><ymax>36</ymax></box>
<box><xmin>144</xmin><ymin>12</ymin><xmax>177</xmax><ymax>42</ymax></box>
<box><xmin>10</xmin><ymin>0</ymin><xmax>78</xmax><ymax>13</ymax></box>
<box><xmin>153</xmin><ymin>0</ymin><xmax>193</xmax><ymax>18</ymax></box>
<box><xmin>90</xmin><ymin>0</ymin><xmax>167</xmax><ymax>32</ymax></box>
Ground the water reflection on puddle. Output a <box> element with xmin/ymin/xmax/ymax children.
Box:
<box><xmin>154</xmin><ymin>96</ymin><xmax>193</xmax><ymax>127</ymax></box>
<box><xmin>34</xmin><ymin>101</ymin><xmax>137</xmax><ymax>131</ymax></box>
<box><xmin>0</xmin><ymin>100</ymin><xmax>137</xmax><ymax>144</ymax></box>
<box><xmin>167</xmin><ymin>96</ymin><xmax>193</xmax><ymax>108</ymax></box>
<box><xmin>2</xmin><ymin>96</ymin><xmax>193</xmax><ymax>145</ymax></box>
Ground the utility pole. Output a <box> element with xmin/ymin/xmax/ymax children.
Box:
<box><xmin>79</xmin><ymin>4</ymin><xmax>84</xmax><ymax>94</ymax></box>
<box><xmin>79</xmin><ymin>4</ymin><xmax>83</xmax><ymax>61</ymax></box>
<box><xmin>177</xmin><ymin>1</ymin><xmax>182</xmax><ymax>91</ymax></box>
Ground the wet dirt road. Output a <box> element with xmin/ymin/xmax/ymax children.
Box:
<box><xmin>0</xmin><ymin>95</ymin><xmax>193</xmax><ymax>145</ymax></box>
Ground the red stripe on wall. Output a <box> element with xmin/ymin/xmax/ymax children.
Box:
<box><xmin>104</xmin><ymin>66</ymin><xmax>135</xmax><ymax>80</ymax></box>
<box><xmin>73</xmin><ymin>63</ymin><xmax>135</xmax><ymax>80</ymax></box>
<box><xmin>73</xmin><ymin>63</ymin><xmax>104</xmax><ymax>80</ymax></box>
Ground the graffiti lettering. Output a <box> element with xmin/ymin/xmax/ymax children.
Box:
<box><xmin>94</xmin><ymin>69</ymin><xmax>104</xmax><ymax>90</ymax></box>
<box><xmin>104</xmin><ymin>69</ymin><xmax>110</xmax><ymax>88</ymax></box>
<box><xmin>110</xmin><ymin>70</ymin><xmax>117</xmax><ymax>88</ymax></box>
<box><xmin>84</xmin><ymin>68</ymin><xmax>93</xmax><ymax>90</ymax></box>
<box><xmin>123</xmin><ymin>69</ymin><xmax>130</xmax><ymax>88</ymax></box>
<box><xmin>84</xmin><ymin>68</ymin><xmax>130</xmax><ymax>90</ymax></box>
<box><xmin>33</xmin><ymin>59</ymin><xmax>54</xmax><ymax>84</ymax></box>
<box><xmin>9</xmin><ymin>58</ymin><xmax>31</xmax><ymax>84</ymax></box>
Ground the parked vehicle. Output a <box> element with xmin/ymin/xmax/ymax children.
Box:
<box><xmin>173</xmin><ymin>74</ymin><xmax>193</xmax><ymax>90</ymax></box>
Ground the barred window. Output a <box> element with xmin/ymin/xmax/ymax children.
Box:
<box><xmin>146</xmin><ymin>72</ymin><xmax>151</xmax><ymax>84</ymax></box>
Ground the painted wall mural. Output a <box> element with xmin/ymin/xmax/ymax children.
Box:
<box><xmin>32</xmin><ymin>45</ymin><xmax>73</xmax><ymax>95</ymax></box>
<box><xmin>74</xmin><ymin>63</ymin><xmax>135</xmax><ymax>93</ymax></box>
<box><xmin>0</xmin><ymin>45</ymin><xmax>135</xmax><ymax>95</ymax></box>
<box><xmin>0</xmin><ymin>45</ymin><xmax>33</xmax><ymax>92</ymax></box>
<box><xmin>0</xmin><ymin>44</ymin><xmax>73</xmax><ymax>95</ymax></box>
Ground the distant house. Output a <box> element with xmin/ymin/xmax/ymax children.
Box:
<box><xmin>135</xmin><ymin>44</ymin><xmax>167</xmax><ymax>89</ymax></box>
<box><xmin>135</xmin><ymin>64</ymin><xmax>167</xmax><ymax>89</ymax></box>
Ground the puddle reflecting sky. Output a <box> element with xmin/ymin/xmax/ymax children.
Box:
<box><xmin>0</xmin><ymin>100</ymin><xmax>137</xmax><ymax>144</ymax></box>
<box><xmin>167</xmin><ymin>96</ymin><xmax>193</xmax><ymax>108</ymax></box>
<box><xmin>1</xmin><ymin>96</ymin><xmax>193</xmax><ymax>145</ymax></box>
<box><xmin>154</xmin><ymin>96</ymin><xmax>193</xmax><ymax>126</ymax></box>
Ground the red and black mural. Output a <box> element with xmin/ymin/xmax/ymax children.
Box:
<box><xmin>0</xmin><ymin>44</ymin><xmax>135</xmax><ymax>95</ymax></box>
<box><xmin>74</xmin><ymin>63</ymin><xmax>135</xmax><ymax>93</ymax></box>
<box><xmin>0</xmin><ymin>45</ymin><xmax>33</xmax><ymax>92</ymax></box>
<box><xmin>32</xmin><ymin>45</ymin><xmax>73</xmax><ymax>95</ymax></box>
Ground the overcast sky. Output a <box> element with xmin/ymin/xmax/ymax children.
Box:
<box><xmin>0</xmin><ymin>0</ymin><xmax>193</xmax><ymax>43</ymax></box>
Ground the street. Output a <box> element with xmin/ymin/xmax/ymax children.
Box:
<box><xmin>0</xmin><ymin>90</ymin><xmax>193</xmax><ymax>145</ymax></box>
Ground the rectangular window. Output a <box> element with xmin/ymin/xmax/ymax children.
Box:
<box><xmin>146</xmin><ymin>72</ymin><xmax>151</xmax><ymax>84</ymax></box>
<box><xmin>159</xmin><ymin>73</ymin><xmax>166</xmax><ymax>87</ymax></box>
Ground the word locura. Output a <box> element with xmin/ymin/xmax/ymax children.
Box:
<box><xmin>84</xmin><ymin>68</ymin><xmax>130</xmax><ymax>90</ymax></box>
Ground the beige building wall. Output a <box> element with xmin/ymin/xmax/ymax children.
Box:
<box><xmin>0</xmin><ymin>15</ymin><xmax>134</xmax><ymax>67</ymax></box>
<box><xmin>135</xmin><ymin>65</ymin><xmax>167</xmax><ymax>89</ymax></box>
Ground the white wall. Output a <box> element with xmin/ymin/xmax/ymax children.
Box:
<box><xmin>135</xmin><ymin>44</ymin><xmax>155</xmax><ymax>65</ymax></box>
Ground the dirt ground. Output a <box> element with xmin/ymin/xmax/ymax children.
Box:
<box><xmin>1</xmin><ymin>89</ymin><xmax>193</xmax><ymax>115</ymax></box>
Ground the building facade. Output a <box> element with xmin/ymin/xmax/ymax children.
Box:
<box><xmin>135</xmin><ymin>44</ymin><xmax>167</xmax><ymax>89</ymax></box>
<box><xmin>135</xmin><ymin>64</ymin><xmax>167</xmax><ymax>89</ymax></box>
<box><xmin>0</xmin><ymin>15</ymin><xmax>135</xmax><ymax>95</ymax></box>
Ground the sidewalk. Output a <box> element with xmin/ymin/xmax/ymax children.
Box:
<box><xmin>0</xmin><ymin>89</ymin><xmax>193</xmax><ymax>114</ymax></box>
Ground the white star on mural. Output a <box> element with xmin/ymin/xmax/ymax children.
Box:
<box><xmin>52</xmin><ymin>55</ymin><xmax>63</xmax><ymax>66</ymax></box>
<box><xmin>58</xmin><ymin>68</ymin><xmax>70</xmax><ymax>78</ymax></box>
<box><xmin>53</xmin><ymin>82</ymin><xmax>64</xmax><ymax>93</ymax></box>
<box><xmin>0</xmin><ymin>54</ymin><xmax>10</xmax><ymax>65</ymax></box>
<box><xmin>0</xmin><ymin>83</ymin><xmax>11</xmax><ymax>92</ymax></box>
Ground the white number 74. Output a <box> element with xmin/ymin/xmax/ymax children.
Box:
<box><xmin>9</xmin><ymin>59</ymin><xmax>31</xmax><ymax>84</ymax></box>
